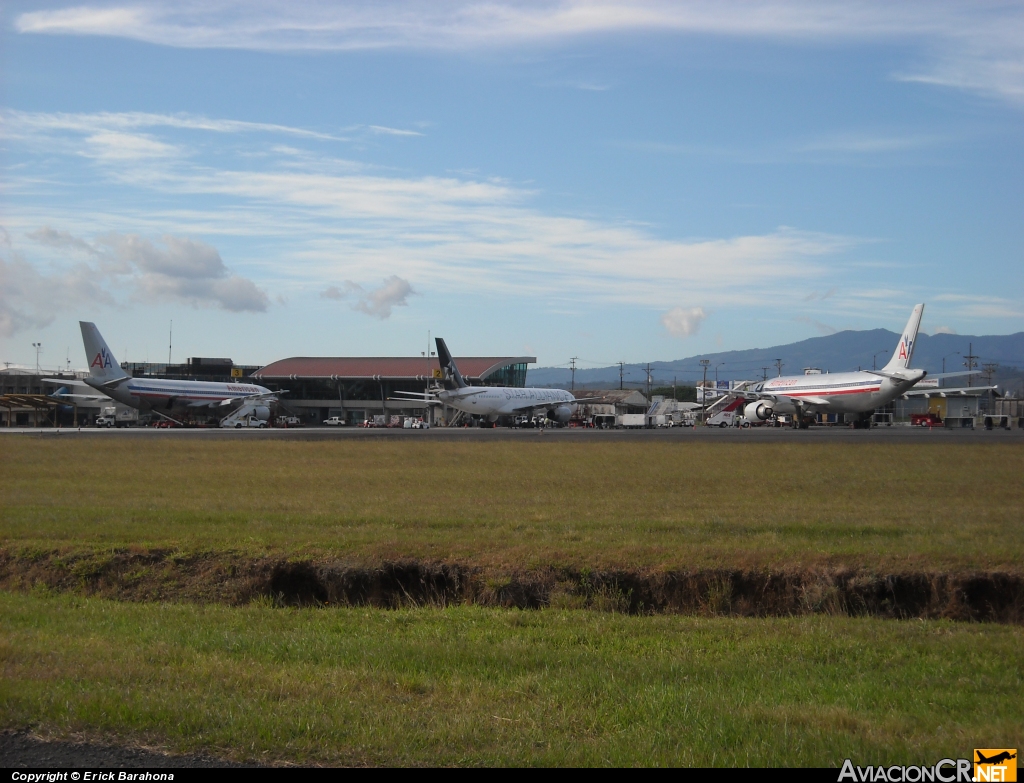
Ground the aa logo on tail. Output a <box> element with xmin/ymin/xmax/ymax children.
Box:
<box><xmin>898</xmin><ymin>336</ymin><xmax>913</xmax><ymax>361</ymax></box>
<box><xmin>90</xmin><ymin>349</ymin><xmax>114</xmax><ymax>369</ymax></box>
<box><xmin>974</xmin><ymin>749</ymin><xmax>1017</xmax><ymax>782</ymax></box>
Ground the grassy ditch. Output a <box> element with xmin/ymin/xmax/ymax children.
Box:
<box><xmin>2</xmin><ymin>592</ymin><xmax>1022</xmax><ymax>766</ymax></box>
<box><xmin>3</xmin><ymin>439</ymin><xmax>1022</xmax><ymax>572</ymax></box>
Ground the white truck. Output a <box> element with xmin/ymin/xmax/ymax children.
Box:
<box><xmin>96</xmin><ymin>405</ymin><xmax>139</xmax><ymax>428</ymax></box>
<box><xmin>616</xmin><ymin>413</ymin><xmax>646</xmax><ymax>429</ymax></box>
<box><xmin>323</xmin><ymin>416</ymin><xmax>346</xmax><ymax>426</ymax></box>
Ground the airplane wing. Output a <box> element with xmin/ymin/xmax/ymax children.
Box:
<box><xmin>391</xmin><ymin>390</ymin><xmax>441</xmax><ymax>398</ymax></box>
<box><xmin>209</xmin><ymin>390</ymin><xmax>286</xmax><ymax>408</ymax></box>
<box><xmin>923</xmin><ymin>370</ymin><xmax>983</xmax><ymax>380</ymax></box>
<box><xmin>509</xmin><ymin>400</ymin><xmax>584</xmax><ymax>414</ymax></box>
<box><xmin>713</xmin><ymin>388</ymin><xmax>773</xmax><ymax>403</ymax></box>
<box><xmin>705</xmin><ymin>387</ymin><xmax>832</xmax><ymax>409</ymax></box>
<box><xmin>48</xmin><ymin>392</ymin><xmax>109</xmax><ymax>401</ymax></box>
<box><xmin>791</xmin><ymin>396</ymin><xmax>830</xmax><ymax>407</ymax></box>
<box><xmin>387</xmin><ymin>396</ymin><xmax>444</xmax><ymax>405</ymax></box>
<box><xmin>903</xmin><ymin>384</ymin><xmax>996</xmax><ymax>397</ymax></box>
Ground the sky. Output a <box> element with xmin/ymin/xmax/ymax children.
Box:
<box><xmin>1</xmin><ymin>1</ymin><xmax>1022</xmax><ymax>373</ymax></box>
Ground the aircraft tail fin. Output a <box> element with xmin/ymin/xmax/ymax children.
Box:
<box><xmin>80</xmin><ymin>322</ymin><xmax>128</xmax><ymax>384</ymax></box>
<box><xmin>882</xmin><ymin>304</ymin><xmax>924</xmax><ymax>372</ymax></box>
<box><xmin>434</xmin><ymin>337</ymin><xmax>467</xmax><ymax>389</ymax></box>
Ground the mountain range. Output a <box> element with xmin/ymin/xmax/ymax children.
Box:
<box><xmin>527</xmin><ymin>330</ymin><xmax>1024</xmax><ymax>389</ymax></box>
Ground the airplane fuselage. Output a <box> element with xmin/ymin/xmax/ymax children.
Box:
<box><xmin>86</xmin><ymin>376</ymin><xmax>272</xmax><ymax>411</ymax></box>
<box><xmin>753</xmin><ymin>370</ymin><xmax>922</xmax><ymax>415</ymax></box>
<box><xmin>439</xmin><ymin>386</ymin><xmax>577</xmax><ymax>420</ymax></box>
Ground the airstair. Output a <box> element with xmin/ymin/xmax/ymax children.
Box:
<box><xmin>219</xmin><ymin>399</ymin><xmax>269</xmax><ymax>428</ymax></box>
<box><xmin>445</xmin><ymin>409</ymin><xmax>468</xmax><ymax>427</ymax></box>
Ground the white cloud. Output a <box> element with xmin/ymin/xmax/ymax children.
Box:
<box><xmin>0</xmin><ymin>248</ymin><xmax>115</xmax><ymax>338</ymax></box>
<box><xmin>934</xmin><ymin>325</ymin><xmax>957</xmax><ymax>335</ymax></box>
<box><xmin>98</xmin><ymin>233</ymin><xmax>270</xmax><ymax>311</ymax></box>
<box><xmin>14</xmin><ymin>2</ymin><xmax>1024</xmax><ymax>105</ymax></box>
<box><xmin>797</xmin><ymin>133</ymin><xmax>946</xmax><ymax>154</ymax></box>
<box><xmin>932</xmin><ymin>294</ymin><xmax>1024</xmax><ymax>320</ymax></box>
<box><xmin>84</xmin><ymin>130</ymin><xmax>179</xmax><ymax>161</ymax></box>
<box><xmin>368</xmin><ymin>125</ymin><xmax>423</xmax><ymax>137</ymax></box>
<box><xmin>661</xmin><ymin>306</ymin><xmax>706</xmax><ymax>338</ymax></box>
<box><xmin>3</xmin><ymin>110</ymin><xmax>858</xmax><ymax>315</ymax></box>
<box><xmin>27</xmin><ymin>226</ymin><xmax>99</xmax><ymax>256</ymax></box>
<box><xmin>1</xmin><ymin>109</ymin><xmax>344</xmax><ymax>142</ymax></box>
<box><xmin>325</xmin><ymin>275</ymin><xmax>415</xmax><ymax>319</ymax></box>
<box><xmin>5</xmin><ymin>226</ymin><xmax>270</xmax><ymax>332</ymax></box>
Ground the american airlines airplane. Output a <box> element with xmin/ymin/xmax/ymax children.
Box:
<box><xmin>78</xmin><ymin>322</ymin><xmax>282</xmax><ymax>426</ymax></box>
<box><xmin>720</xmin><ymin>304</ymin><xmax>973</xmax><ymax>428</ymax></box>
<box><xmin>394</xmin><ymin>337</ymin><xmax>596</xmax><ymax>424</ymax></box>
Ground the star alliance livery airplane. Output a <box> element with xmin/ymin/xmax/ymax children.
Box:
<box><xmin>718</xmin><ymin>304</ymin><xmax>975</xmax><ymax>428</ymax></box>
<box><xmin>394</xmin><ymin>338</ymin><xmax>597</xmax><ymax>424</ymax></box>
<box><xmin>78</xmin><ymin>322</ymin><xmax>282</xmax><ymax>426</ymax></box>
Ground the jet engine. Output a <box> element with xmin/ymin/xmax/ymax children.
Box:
<box><xmin>549</xmin><ymin>405</ymin><xmax>573</xmax><ymax>424</ymax></box>
<box><xmin>253</xmin><ymin>405</ymin><xmax>271</xmax><ymax>421</ymax></box>
<box><xmin>743</xmin><ymin>401</ymin><xmax>773</xmax><ymax>422</ymax></box>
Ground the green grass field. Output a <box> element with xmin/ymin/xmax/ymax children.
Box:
<box><xmin>2</xmin><ymin>592</ymin><xmax>1021</xmax><ymax>766</ymax></box>
<box><xmin>2</xmin><ymin>439</ymin><xmax>1022</xmax><ymax>571</ymax></box>
<box><xmin>3</xmin><ymin>438</ymin><xmax>1022</xmax><ymax>765</ymax></box>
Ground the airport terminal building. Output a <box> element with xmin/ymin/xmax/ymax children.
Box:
<box><xmin>252</xmin><ymin>355</ymin><xmax>535</xmax><ymax>425</ymax></box>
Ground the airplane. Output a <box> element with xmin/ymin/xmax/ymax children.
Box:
<box><xmin>393</xmin><ymin>337</ymin><xmax>598</xmax><ymax>425</ymax></box>
<box><xmin>713</xmin><ymin>304</ymin><xmax>978</xmax><ymax>429</ymax></box>
<box><xmin>78</xmin><ymin>321</ymin><xmax>283</xmax><ymax>426</ymax></box>
<box><xmin>976</xmin><ymin>751</ymin><xmax>1016</xmax><ymax>765</ymax></box>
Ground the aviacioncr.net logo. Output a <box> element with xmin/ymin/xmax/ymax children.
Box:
<box><xmin>839</xmin><ymin>758</ymin><xmax>972</xmax><ymax>782</ymax></box>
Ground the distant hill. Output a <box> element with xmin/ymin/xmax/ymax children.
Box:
<box><xmin>527</xmin><ymin>330</ymin><xmax>1024</xmax><ymax>388</ymax></box>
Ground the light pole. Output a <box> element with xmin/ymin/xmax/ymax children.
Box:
<box><xmin>700</xmin><ymin>359</ymin><xmax>711</xmax><ymax>423</ymax></box>
<box><xmin>941</xmin><ymin>351</ymin><xmax>960</xmax><ymax>389</ymax></box>
<box><xmin>872</xmin><ymin>350</ymin><xmax>887</xmax><ymax>371</ymax></box>
<box><xmin>715</xmin><ymin>362</ymin><xmax>725</xmax><ymax>392</ymax></box>
<box><xmin>32</xmin><ymin>342</ymin><xmax>42</xmax><ymax>372</ymax></box>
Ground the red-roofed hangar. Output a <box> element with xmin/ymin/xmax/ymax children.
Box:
<box><xmin>252</xmin><ymin>355</ymin><xmax>535</xmax><ymax>425</ymax></box>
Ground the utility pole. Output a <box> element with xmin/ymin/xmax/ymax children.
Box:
<box><xmin>618</xmin><ymin>362</ymin><xmax>626</xmax><ymax>390</ymax></box>
<box><xmin>168</xmin><ymin>320</ymin><xmax>173</xmax><ymax>366</ymax></box>
<box><xmin>570</xmin><ymin>357</ymin><xmax>578</xmax><ymax>392</ymax></box>
<box><xmin>761</xmin><ymin>366</ymin><xmax>769</xmax><ymax>382</ymax></box>
<box><xmin>964</xmin><ymin>343</ymin><xmax>978</xmax><ymax>387</ymax></box>
<box><xmin>700</xmin><ymin>358</ymin><xmax>711</xmax><ymax>422</ymax></box>
<box><xmin>982</xmin><ymin>362</ymin><xmax>998</xmax><ymax>387</ymax></box>
<box><xmin>644</xmin><ymin>362</ymin><xmax>652</xmax><ymax>399</ymax></box>
<box><xmin>774</xmin><ymin>358</ymin><xmax>784</xmax><ymax>377</ymax></box>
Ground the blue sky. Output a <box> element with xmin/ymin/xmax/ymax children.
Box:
<box><xmin>1</xmin><ymin>2</ymin><xmax>1022</xmax><ymax>372</ymax></box>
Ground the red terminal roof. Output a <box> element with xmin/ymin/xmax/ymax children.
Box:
<box><xmin>253</xmin><ymin>356</ymin><xmax>535</xmax><ymax>381</ymax></box>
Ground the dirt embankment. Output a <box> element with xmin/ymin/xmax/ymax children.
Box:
<box><xmin>2</xmin><ymin>549</ymin><xmax>1022</xmax><ymax>622</ymax></box>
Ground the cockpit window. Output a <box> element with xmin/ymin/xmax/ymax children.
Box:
<box><xmin>755</xmin><ymin>383</ymin><xmax>764</xmax><ymax>392</ymax></box>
